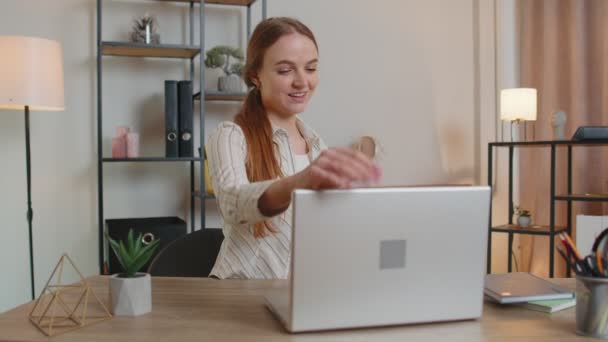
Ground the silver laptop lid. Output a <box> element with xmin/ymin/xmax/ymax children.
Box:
<box><xmin>290</xmin><ymin>186</ymin><xmax>490</xmax><ymax>332</ymax></box>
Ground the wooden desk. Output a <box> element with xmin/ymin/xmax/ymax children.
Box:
<box><xmin>0</xmin><ymin>277</ymin><xmax>587</xmax><ymax>341</ymax></box>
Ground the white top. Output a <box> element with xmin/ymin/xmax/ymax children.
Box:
<box><xmin>293</xmin><ymin>154</ymin><xmax>310</xmax><ymax>173</ymax></box>
<box><xmin>207</xmin><ymin>117</ymin><xmax>327</xmax><ymax>279</ymax></box>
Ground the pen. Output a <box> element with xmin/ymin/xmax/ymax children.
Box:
<box><xmin>558</xmin><ymin>235</ymin><xmax>576</xmax><ymax>260</ymax></box>
<box><xmin>584</xmin><ymin>255</ymin><xmax>600</xmax><ymax>277</ymax></box>
<box><xmin>596</xmin><ymin>249</ymin><xmax>604</xmax><ymax>274</ymax></box>
<box><xmin>557</xmin><ymin>245</ymin><xmax>584</xmax><ymax>276</ymax></box>
<box><xmin>560</xmin><ymin>232</ymin><xmax>583</xmax><ymax>260</ymax></box>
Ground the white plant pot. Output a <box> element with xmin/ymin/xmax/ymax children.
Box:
<box><xmin>205</xmin><ymin>67</ymin><xmax>225</xmax><ymax>92</ymax></box>
<box><xmin>518</xmin><ymin>215</ymin><xmax>531</xmax><ymax>228</ymax></box>
<box><xmin>109</xmin><ymin>272</ymin><xmax>152</xmax><ymax>316</ymax></box>
<box><xmin>218</xmin><ymin>74</ymin><xmax>244</xmax><ymax>93</ymax></box>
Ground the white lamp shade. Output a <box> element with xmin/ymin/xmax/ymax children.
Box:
<box><xmin>500</xmin><ymin>88</ymin><xmax>537</xmax><ymax>121</ymax></box>
<box><xmin>0</xmin><ymin>36</ymin><xmax>64</xmax><ymax>111</ymax></box>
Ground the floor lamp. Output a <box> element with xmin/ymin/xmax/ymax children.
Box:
<box><xmin>0</xmin><ymin>36</ymin><xmax>65</xmax><ymax>300</ymax></box>
<box><xmin>500</xmin><ymin>88</ymin><xmax>537</xmax><ymax>142</ymax></box>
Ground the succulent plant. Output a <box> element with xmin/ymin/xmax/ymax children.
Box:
<box><xmin>515</xmin><ymin>206</ymin><xmax>531</xmax><ymax>217</ymax></box>
<box><xmin>204</xmin><ymin>45</ymin><xmax>245</xmax><ymax>76</ymax></box>
<box><xmin>130</xmin><ymin>14</ymin><xmax>160</xmax><ymax>44</ymax></box>
<box><xmin>106</xmin><ymin>229</ymin><xmax>160</xmax><ymax>278</ymax></box>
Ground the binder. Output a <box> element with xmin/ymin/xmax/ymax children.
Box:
<box><xmin>164</xmin><ymin>80</ymin><xmax>179</xmax><ymax>157</ymax></box>
<box><xmin>178</xmin><ymin>80</ymin><xmax>194</xmax><ymax>157</ymax></box>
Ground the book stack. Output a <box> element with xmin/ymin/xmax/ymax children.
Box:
<box><xmin>517</xmin><ymin>297</ymin><xmax>576</xmax><ymax>313</ymax></box>
<box><xmin>164</xmin><ymin>80</ymin><xmax>193</xmax><ymax>158</ymax></box>
<box><xmin>484</xmin><ymin>272</ymin><xmax>576</xmax><ymax>313</ymax></box>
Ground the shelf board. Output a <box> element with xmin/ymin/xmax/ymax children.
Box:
<box><xmin>192</xmin><ymin>191</ymin><xmax>216</xmax><ymax>199</ymax></box>
<box><xmin>101</xmin><ymin>41</ymin><xmax>200</xmax><ymax>58</ymax></box>
<box><xmin>103</xmin><ymin>157</ymin><xmax>202</xmax><ymax>162</ymax></box>
<box><xmin>149</xmin><ymin>0</ymin><xmax>256</xmax><ymax>5</ymax></box>
<box><xmin>555</xmin><ymin>193</ymin><xmax>608</xmax><ymax>202</ymax></box>
<box><xmin>491</xmin><ymin>224</ymin><xmax>568</xmax><ymax>236</ymax></box>
<box><xmin>490</xmin><ymin>140</ymin><xmax>608</xmax><ymax>147</ymax></box>
<box><xmin>194</xmin><ymin>91</ymin><xmax>246</xmax><ymax>102</ymax></box>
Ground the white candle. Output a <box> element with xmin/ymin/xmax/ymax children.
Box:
<box><xmin>126</xmin><ymin>132</ymin><xmax>140</xmax><ymax>158</ymax></box>
<box><xmin>145</xmin><ymin>24</ymin><xmax>151</xmax><ymax>44</ymax></box>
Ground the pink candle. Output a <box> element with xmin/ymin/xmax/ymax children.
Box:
<box><xmin>126</xmin><ymin>132</ymin><xmax>139</xmax><ymax>158</ymax></box>
<box><xmin>116</xmin><ymin>126</ymin><xmax>130</xmax><ymax>138</ymax></box>
<box><xmin>111</xmin><ymin>137</ymin><xmax>127</xmax><ymax>158</ymax></box>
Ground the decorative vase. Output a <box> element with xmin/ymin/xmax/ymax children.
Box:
<box><xmin>109</xmin><ymin>272</ymin><xmax>152</xmax><ymax>316</ymax></box>
<box><xmin>218</xmin><ymin>74</ymin><xmax>243</xmax><ymax>93</ymax></box>
<box><xmin>126</xmin><ymin>132</ymin><xmax>139</xmax><ymax>158</ymax></box>
<box><xmin>518</xmin><ymin>215</ymin><xmax>531</xmax><ymax>228</ymax></box>
<box><xmin>130</xmin><ymin>16</ymin><xmax>160</xmax><ymax>45</ymax></box>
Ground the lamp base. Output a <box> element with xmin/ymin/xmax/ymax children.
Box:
<box><xmin>504</xmin><ymin>119</ymin><xmax>530</xmax><ymax>142</ymax></box>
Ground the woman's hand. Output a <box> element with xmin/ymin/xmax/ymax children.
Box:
<box><xmin>295</xmin><ymin>147</ymin><xmax>382</xmax><ymax>190</ymax></box>
<box><xmin>258</xmin><ymin>148</ymin><xmax>382</xmax><ymax>217</ymax></box>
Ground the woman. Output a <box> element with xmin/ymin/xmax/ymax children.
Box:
<box><xmin>208</xmin><ymin>17</ymin><xmax>381</xmax><ymax>279</ymax></box>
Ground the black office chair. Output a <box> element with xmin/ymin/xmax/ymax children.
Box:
<box><xmin>147</xmin><ymin>228</ymin><xmax>224</xmax><ymax>277</ymax></box>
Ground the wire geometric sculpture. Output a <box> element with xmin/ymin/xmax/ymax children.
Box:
<box><xmin>28</xmin><ymin>254</ymin><xmax>112</xmax><ymax>336</ymax></box>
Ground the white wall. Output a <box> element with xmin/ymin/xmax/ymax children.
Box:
<box><xmin>0</xmin><ymin>0</ymin><xmax>507</xmax><ymax>312</ymax></box>
<box><xmin>276</xmin><ymin>0</ymin><xmax>477</xmax><ymax>185</ymax></box>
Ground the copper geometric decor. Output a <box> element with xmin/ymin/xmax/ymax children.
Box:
<box><xmin>28</xmin><ymin>254</ymin><xmax>112</xmax><ymax>336</ymax></box>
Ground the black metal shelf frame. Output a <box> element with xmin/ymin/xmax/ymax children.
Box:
<box><xmin>487</xmin><ymin>140</ymin><xmax>608</xmax><ymax>278</ymax></box>
<box><xmin>96</xmin><ymin>0</ymin><xmax>267</xmax><ymax>274</ymax></box>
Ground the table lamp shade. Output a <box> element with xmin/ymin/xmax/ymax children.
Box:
<box><xmin>500</xmin><ymin>88</ymin><xmax>537</xmax><ymax>121</ymax></box>
<box><xmin>0</xmin><ymin>36</ymin><xmax>64</xmax><ymax>111</ymax></box>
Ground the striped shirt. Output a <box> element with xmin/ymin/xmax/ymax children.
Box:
<box><xmin>207</xmin><ymin>117</ymin><xmax>327</xmax><ymax>279</ymax></box>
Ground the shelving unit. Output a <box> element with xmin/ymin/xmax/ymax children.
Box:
<box><xmin>487</xmin><ymin>140</ymin><xmax>608</xmax><ymax>278</ymax></box>
<box><xmin>96</xmin><ymin>0</ymin><xmax>266</xmax><ymax>274</ymax></box>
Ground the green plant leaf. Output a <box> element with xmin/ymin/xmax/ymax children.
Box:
<box><xmin>118</xmin><ymin>240</ymin><xmax>134</xmax><ymax>271</ymax></box>
<box><xmin>205</xmin><ymin>50</ymin><xmax>225</xmax><ymax>68</ymax></box>
<box><xmin>105</xmin><ymin>230</ymin><xmax>160</xmax><ymax>278</ymax></box>
<box><xmin>230</xmin><ymin>63</ymin><xmax>244</xmax><ymax>76</ymax></box>
<box><xmin>133</xmin><ymin>232</ymin><xmax>143</xmax><ymax>256</ymax></box>
<box><xmin>231</xmin><ymin>48</ymin><xmax>244</xmax><ymax>60</ymax></box>
<box><xmin>129</xmin><ymin>239</ymin><xmax>161</xmax><ymax>275</ymax></box>
<box><xmin>129</xmin><ymin>245</ymin><xmax>158</xmax><ymax>276</ymax></box>
<box><xmin>127</xmin><ymin>229</ymin><xmax>135</xmax><ymax>253</ymax></box>
<box><xmin>106</xmin><ymin>233</ymin><xmax>127</xmax><ymax>271</ymax></box>
<box><xmin>132</xmin><ymin>238</ymin><xmax>160</xmax><ymax>262</ymax></box>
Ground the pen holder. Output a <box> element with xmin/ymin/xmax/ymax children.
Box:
<box><xmin>576</xmin><ymin>275</ymin><xmax>608</xmax><ymax>338</ymax></box>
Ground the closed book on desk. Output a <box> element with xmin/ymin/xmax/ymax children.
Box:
<box><xmin>484</xmin><ymin>272</ymin><xmax>574</xmax><ymax>304</ymax></box>
<box><xmin>164</xmin><ymin>80</ymin><xmax>179</xmax><ymax>157</ymax></box>
<box><xmin>178</xmin><ymin>80</ymin><xmax>193</xmax><ymax>157</ymax></box>
<box><xmin>517</xmin><ymin>298</ymin><xmax>576</xmax><ymax>313</ymax></box>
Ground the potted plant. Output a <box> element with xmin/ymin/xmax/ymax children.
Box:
<box><xmin>515</xmin><ymin>206</ymin><xmax>532</xmax><ymax>228</ymax></box>
<box><xmin>204</xmin><ymin>45</ymin><xmax>245</xmax><ymax>93</ymax></box>
<box><xmin>106</xmin><ymin>229</ymin><xmax>160</xmax><ymax>316</ymax></box>
<box><xmin>130</xmin><ymin>14</ymin><xmax>160</xmax><ymax>45</ymax></box>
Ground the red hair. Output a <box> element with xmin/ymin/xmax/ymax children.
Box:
<box><xmin>234</xmin><ymin>17</ymin><xmax>318</xmax><ymax>238</ymax></box>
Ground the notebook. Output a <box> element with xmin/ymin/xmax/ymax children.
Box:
<box><xmin>484</xmin><ymin>272</ymin><xmax>574</xmax><ymax>304</ymax></box>
<box><xmin>517</xmin><ymin>298</ymin><xmax>576</xmax><ymax>313</ymax></box>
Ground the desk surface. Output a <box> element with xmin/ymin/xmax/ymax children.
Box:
<box><xmin>0</xmin><ymin>277</ymin><xmax>587</xmax><ymax>341</ymax></box>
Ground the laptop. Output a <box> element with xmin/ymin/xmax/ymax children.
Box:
<box><xmin>265</xmin><ymin>186</ymin><xmax>491</xmax><ymax>332</ymax></box>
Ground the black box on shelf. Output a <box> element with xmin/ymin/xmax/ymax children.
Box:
<box><xmin>105</xmin><ymin>216</ymin><xmax>187</xmax><ymax>275</ymax></box>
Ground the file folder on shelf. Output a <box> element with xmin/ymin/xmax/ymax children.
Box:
<box><xmin>178</xmin><ymin>80</ymin><xmax>194</xmax><ymax>157</ymax></box>
<box><xmin>164</xmin><ymin>80</ymin><xmax>179</xmax><ymax>157</ymax></box>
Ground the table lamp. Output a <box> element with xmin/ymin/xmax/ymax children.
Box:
<box><xmin>0</xmin><ymin>36</ymin><xmax>65</xmax><ymax>299</ymax></box>
<box><xmin>500</xmin><ymin>88</ymin><xmax>537</xmax><ymax>141</ymax></box>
